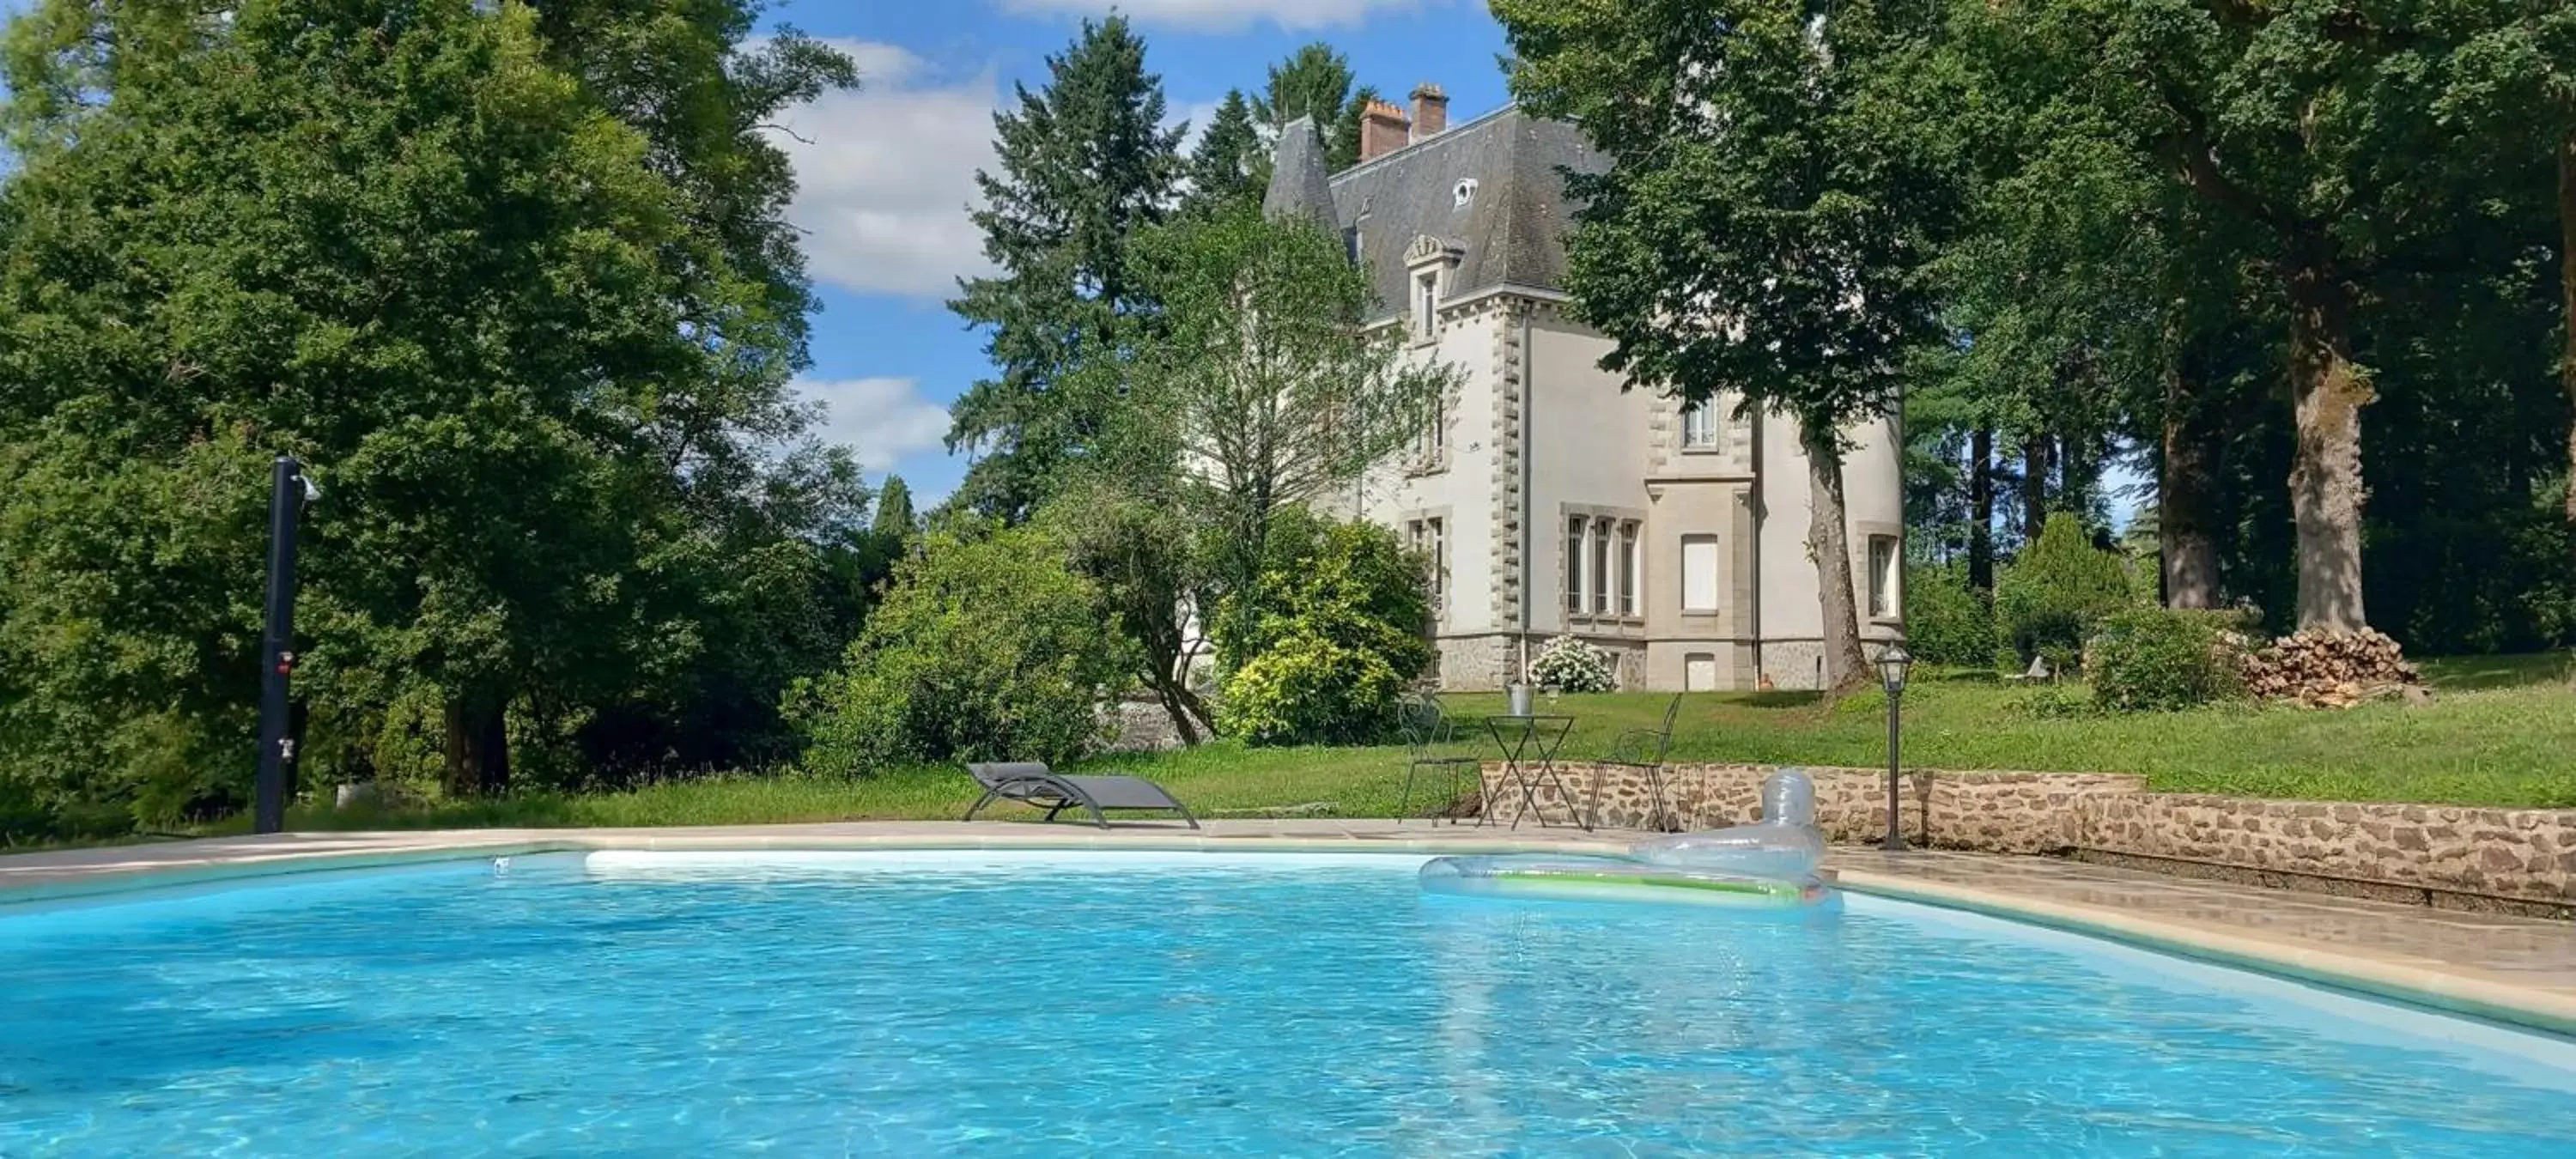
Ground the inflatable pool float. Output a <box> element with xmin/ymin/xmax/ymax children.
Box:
<box><xmin>1418</xmin><ymin>855</ymin><xmax>1833</xmax><ymax>908</ymax></box>
<box><xmin>1419</xmin><ymin>768</ymin><xmax>1836</xmax><ymax>910</ymax></box>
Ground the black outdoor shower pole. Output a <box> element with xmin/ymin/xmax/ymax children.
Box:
<box><xmin>253</xmin><ymin>455</ymin><xmax>308</xmax><ymax>834</ymax></box>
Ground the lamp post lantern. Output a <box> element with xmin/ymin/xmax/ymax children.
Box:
<box><xmin>1874</xmin><ymin>640</ymin><xmax>1914</xmax><ymax>852</ymax></box>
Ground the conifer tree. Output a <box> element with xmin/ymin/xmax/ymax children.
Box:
<box><xmin>1249</xmin><ymin>43</ymin><xmax>1374</xmax><ymax>171</ymax></box>
<box><xmin>1182</xmin><ymin>88</ymin><xmax>1263</xmax><ymax>215</ymax></box>
<box><xmin>945</xmin><ymin>17</ymin><xmax>1182</xmax><ymax>521</ymax></box>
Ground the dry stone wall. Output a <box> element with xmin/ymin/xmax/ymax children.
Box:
<box><xmin>2086</xmin><ymin>794</ymin><xmax>2575</xmax><ymax>907</ymax></box>
<box><xmin>1479</xmin><ymin>762</ymin><xmax>2575</xmax><ymax>907</ymax></box>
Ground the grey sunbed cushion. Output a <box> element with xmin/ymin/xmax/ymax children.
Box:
<box><xmin>1054</xmin><ymin>774</ymin><xmax>1187</xmax><ymax>810</ymax></box>
<box><xmin>969</xmin><ymin>762</ymin><xmax>1054</xmax><ymax>788</ymax></box>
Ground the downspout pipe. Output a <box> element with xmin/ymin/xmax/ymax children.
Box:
<box><xmin>1749</xmin><ymin>402</ymin><xmax>1765</xmax><ymax>689</ymax></box>
<box><xmin>1518</xmin><ymin>307</ymin><xmax>1534</xmax><ymax>683</ymax></box>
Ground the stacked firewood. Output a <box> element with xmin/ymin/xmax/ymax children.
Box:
<box><xmin>2240</xmin><ymin>628</ymin><xmax>2423</xmax><ymax>708</ymax></box>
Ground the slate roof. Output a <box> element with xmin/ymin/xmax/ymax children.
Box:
<box><xmin>1263</xmin><ymin>105</ymin><xmax>1607</xmax><ymax>325</ymax></box>
<box><xmin>1262</xmin><ymin>116</ymin><xmax>1339</xmax><ymax>229</ymax></box>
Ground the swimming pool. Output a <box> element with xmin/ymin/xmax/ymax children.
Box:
<box><xmin>4</xmin><ymin>850</ymin><xmax>2573</xmax><ymax>1156</ymax></box>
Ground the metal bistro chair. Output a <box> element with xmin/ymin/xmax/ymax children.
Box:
<box><xmin>1397</xmin><ymin>693</ymin><xmax>1484</xmax><ymax>823</ymax></box>
<box><xmin>1590</xmin><ymin>692</ymin><xmax>1684</xmax><ymax>831</ymax></box>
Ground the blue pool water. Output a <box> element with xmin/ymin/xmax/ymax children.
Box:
<box><xmin>4</xmin><ymin>851</ymin><xmax>2574</xmax><ymax>1156</ymax></box>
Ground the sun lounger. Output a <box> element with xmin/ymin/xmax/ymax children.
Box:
<box><xmin>962</xmin><ymin>762</ymin><xmax>1200</xmax><ymax>829</ymax></box>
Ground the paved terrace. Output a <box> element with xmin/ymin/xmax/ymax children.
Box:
<box><xmin>5</xmin><ymin>822</ymin><xmax>2574</xmax><ymax>1037</ymax></box>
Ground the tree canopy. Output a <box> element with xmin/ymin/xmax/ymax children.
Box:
<box><xmin>1249</xmin><ymin>42</ymin><xmax>1376</xmax><ymax>172</ymax></box>
<box><xmin>0</xmin><ymin>0</ymin><xmax>866</xmax><ymax>829</ymax></box>
<box><xmin>1183</xmin><ymin>88</ymin><xmax>1264</xmax><ymax>215</ymax></box>
<box><xmin>1900</xmin><ymin>0</ymin><xmax>2576</xmax><ymax>653</ymax></box>
<box><xmin>945</xmin><ymin>16</ymin><xmax>1182</xmax><ymax>523</ymax></box>
<box><xmin>1496</xmin><ymin>0</ymin><xmax>1971</xmax><ymax>690</ymax></box>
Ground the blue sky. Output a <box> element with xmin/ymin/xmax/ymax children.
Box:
<box><xmin>762</xmin><ymin>0</ymin><xmax>1513</xmax><ymax>502</ymax></box>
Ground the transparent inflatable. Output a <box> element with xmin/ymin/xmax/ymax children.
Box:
<box><xmin>1419</xmin><ymin>768</ymin><xmax>1837</xmax><ymax>911</ymax></box>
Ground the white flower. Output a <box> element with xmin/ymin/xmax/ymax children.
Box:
<box><xmin>1530</xmin><ymin>634</ymin><xmax>1618</xmax><ymax>693</ymax></box>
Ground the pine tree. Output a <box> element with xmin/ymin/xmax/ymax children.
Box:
<box><xmin>945</xmin><ymin>17</ymin><xmax>1182</xmax><ymax>522</ymax></box>
<box><xmin>875</xmin><ymin>475</ymin><xmax>917</xmax><ymax>537</ymax></box>
<box><xmin>1182</xmin><ymin>89</ymin><xmax>1262</xmax><ymax>215</ymax></box>
<box><xmin>1249</xmin><ymin>43</ymin><xmax>1373</xmax><ymax>171</ymax></box>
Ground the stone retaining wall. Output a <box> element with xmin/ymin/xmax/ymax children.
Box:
<box><xmin>1487</xmin><ymin>763</ymin><xmax>2143</xmax><ymax>853</ymax></box>
<box><xmin>2086</xmin><ymin>794</ymin><xmax>2575</xmax><ymax>907</ymax></box>
<box><xmin>1480</xmin><ymin>762</ymin><xmax>2576</xmax><ymax>906</ymax></box>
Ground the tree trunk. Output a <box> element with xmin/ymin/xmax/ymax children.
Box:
<box><xmin>1968</xmin><ymin>424</ymin><xmax>1995</xmax><ymax>592</ymax></box>
<box><xmin>2283</xmin><ymin>257</ymin><xmax>2371</xmax><ymax>633</ymax></box>
<box><xmin>442</xmin><ymin>695</ymin><xmax>511</xmax><ymax>798</ymax></box>
<box><xmin>1801</xmin><ymin>420</ymin><xmax>1871</xmax><ymax>694</ymax></box>
<box><xmin>2057</xmin><ymin>432</ymin><xmax>2089</xmax><ymax>515</ymax></box>
<box><xmin>1143</xmin><ymin>642</ymin><xmax>1213</xmax><ymax>745</ymax></box>
<box><xmin>2161</xmin><ymin>343</ymin><xmax>2221</xmax><ymax>610</ymax></box>
<box><xmin>2020</xmin><ymin>434</ymin><xmax>2051</xmax><ymax>543</ymax></box>
<box><xmin>1154</xmin><ymin>682</ymin><xmax>1213</xmax><ymax>746</ymax></box>
<box><xmin>2561</xmin><ymin>129</ymin><xmax>2576</xmax><ymax>579</ymax></box>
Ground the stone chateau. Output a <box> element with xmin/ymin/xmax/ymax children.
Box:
<box><xmin>1265</xmin><ymin>88</ymin><xmax>1905</xmax><ymax>691</ymax></box>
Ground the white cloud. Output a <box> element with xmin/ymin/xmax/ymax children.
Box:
<box><xmin>999</xmin><ymin>0</ymin><xmax>1444</xmax><ymax>33</ymax></box>
<box><xmin>768</xmin><ymin>43</ymin><xmax>998</xmax><ymax>299</ymax></box>
<box><xmin>793</xmin><ymin>376</ymin><xmax>952</xmax><ymax>471</ymax></box>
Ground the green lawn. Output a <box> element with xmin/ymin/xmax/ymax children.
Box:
<box><xmin>261</xmin><ymin>651</ymin><xmax>2576</xmax><ymax>834</ymax></box>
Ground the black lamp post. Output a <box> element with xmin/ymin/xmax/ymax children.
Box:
<box><xmin>1874</xmin><ymin>640</ymin><xmax>1914</xmax><ymax>852</ymax></box>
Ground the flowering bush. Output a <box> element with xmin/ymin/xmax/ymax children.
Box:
<box><xmin>1529</xmin><ymin>634</ymin><xmax>1618</xmax><ymax>693</ymax></box>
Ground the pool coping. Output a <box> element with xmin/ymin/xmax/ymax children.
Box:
<box><xmin>6</xmin><ymin>824</ymin><xmax>2573</xmax><ymax>1039</ymax></box>
<box><xmin>0</xmin><ymin>826</ymin><xmax>1647</xmax><ymax>907</ymax></box>
<box><xmin>1829</xmin><ymin>867</ymin><xmax>2576</xmax><ymax>1040</ymax></box>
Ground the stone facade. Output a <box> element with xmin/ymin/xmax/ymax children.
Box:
<box><xmin>1753</xmin><ymin>641</ymin><xmax>1830</xmax><ymax>692</ymax></box>
<box><xmin>1594</xmin><ymin>640</ymin><xmax>1647</xmax><ymax>691</ymax></box>
<box><xmin>1101</xmin><ymin>698</ymin><xmax>1188</xmax><ymax>754</ymax></box>
<box><xmin>1267</xmin><ymin>106</ymin><xmax>1904</xmax><ymax>695</ymax></box>
<box><xmin>1432</xmin><ymin>634</ymin><xmax>1523</xmax><ymax>692</ymax></box>
<box><xmin>1479</xmin><ymin>762</ymin><xmax>2576</xmax><ymax>907</ymax></box>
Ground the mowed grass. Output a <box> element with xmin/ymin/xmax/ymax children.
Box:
<box><xmin>260</xmin><ymin>651</ymin><xmax>2576</xmax><ymax>834</ymax></box>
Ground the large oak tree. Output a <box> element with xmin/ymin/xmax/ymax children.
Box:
<box><xmin>0</xmin><ymin>0</ymin><xmax>862</xmax><ymax>818</ymax></box>
<box><xmin>1495</xmin><ymin>0</ymin><xmax>1970</xmax><ymax>692</ymax></box>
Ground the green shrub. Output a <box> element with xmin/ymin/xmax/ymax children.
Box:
<box><xmin>1218</xmin><ymin>519</ymin><xmax>1431</xmax><ymax>744</ymax></box>
<box><xmin>2012</xmin><ymin>684</ymin><xmax>2096</xmax><ymax>719</ymax></box>
<box><xmin>2089</xmin><ymin>608</ymin><xmax>2247</xmax><ymax>713</ymax></box>
<box><xmin>1904</xmin><ymin>560</ymin><xmax>1997</xmax><ymax>668</ymax></box>
<box><xmin>1996</xmin><ymin>513</ymin><xmax>2136</xmax><ymax>669</ymax></box>
<box><xmin>794</xmin><ymin>525</ymin><xmax>1131</xmax><ymax>774</ymax></box>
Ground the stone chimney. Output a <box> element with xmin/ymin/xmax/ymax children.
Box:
<box><xmin>1409</xmin><ymin>83</ymin><xmax>1449</xmax><ymax>143</ymax></box>
<box><xmin>1359</xmin><ymin>99</ymin><xmax>1411</xmax><ymax>162</ymax></box>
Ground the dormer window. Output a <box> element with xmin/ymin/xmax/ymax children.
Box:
<box><xmin>1402</xmin><ymin>234</ymin><xmax>1462</xmax><ymax>344</ymax></box>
